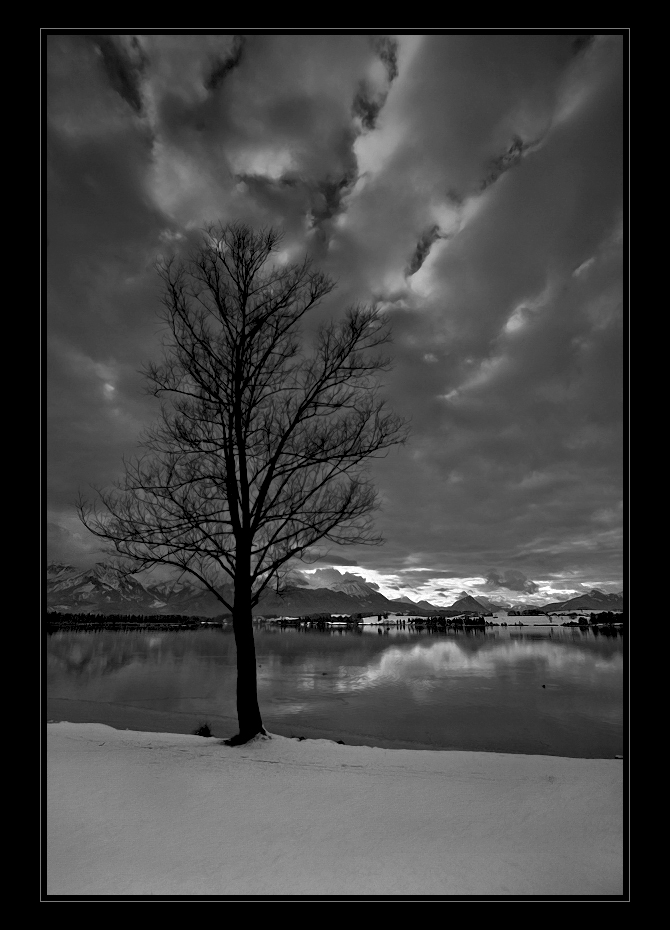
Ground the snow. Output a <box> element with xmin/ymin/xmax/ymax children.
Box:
<box><xmin>46</xmin><ymin>722</ymin><xmax>625</xmax><ymax>898</ymax></box>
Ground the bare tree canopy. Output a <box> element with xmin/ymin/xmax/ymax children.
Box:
<box><xmin>79</xmin><ymin>222</ymin><xmax>409</xmax><ymax>743</ymax></box>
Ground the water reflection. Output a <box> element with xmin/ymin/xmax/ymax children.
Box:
<box><xmin>46</xmin><ymin>625</ymin><xmax>624</xmax><ymax>758</ymax></box>
<box><xmin>336</xmin><ymin>638</ymin><xmax>623</xmax><ymax>693</ymax></box>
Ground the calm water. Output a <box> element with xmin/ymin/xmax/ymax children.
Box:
<box><xmin>45</xmin><ymin>621</ymin><xmax>625</xmax><ymax>758</ymax></box>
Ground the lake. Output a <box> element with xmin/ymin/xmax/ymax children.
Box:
<box><xmin>45</xmin><ymin>620</ymin><xmax>624</xmax><ymax>758</ymax></box>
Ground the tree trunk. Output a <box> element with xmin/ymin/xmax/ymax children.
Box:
<box><xmin>227</xmin><ymin>572</ymin><xmax>265</xmax><ymax>744</ymax></box>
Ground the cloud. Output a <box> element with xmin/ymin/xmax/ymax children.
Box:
<box><xmin>47</xmin><ymin>517</ymin><xmax>108</xmax><ymax>567</ymax></box>
<box><xmin>406</xmin><ymin>224</ymin><xmax>445</xmax><ymax>276</ymax></box>
<box><xmin>335</xmin><ymin>639</ymin><xmax>623</xmax><ymax>697</ymax></box>
<box><xmin>308</xmin><ymin>552</ymin><xmax>360</xmax><ymax>567</ymax></box>
<box><xmin>46</xmin><ymin>34</ymin><xmax>624</xmax><ymax>594</ymax></box>
<box><xmin>88</xmin><ymin>35</ymin><xmax>148</xmax><ymax>114</ymax></box>
<box><xmin>352</xmin><ymin>84</ymin><xmax>384</xmax><ymax>131</ymax></box>
<box><xmin>572</xmin><ymin>35</ymin><xmax>596</xmax><ymax>56</ymax></box>
<box><xmin>295</xmin><ymin>569</ymin><xmax>378</xmax><ymax>590</ymax></box>
<box><xmin>351</xmin><ymin>36</ymin><xmax>399</xmax><ymax>132</ymax></box>
<box><xmin>479</xmin><ymin>134</ymin><xmax>540</xmax><ymax>191</ymax></box>
<box><xmin>483</xmin><ymin>570</ymin><xmax>539</xmax><ymax>594</ymax></box>
<box><xmin>204</xmin><ymin>35</ymin><xmax>245</xmax><ymax>91</ymax></box>
<box><xmin>371</xmin><ymin>35</ymin><xmax>399</xmax><ymax>83</ymax></box>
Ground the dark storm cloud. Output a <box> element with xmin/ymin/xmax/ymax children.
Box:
<box><xmin>88</xmin><ymin>35</ymin><xmax>147</xmax><ymax>113</ymax></box>
<box><xmin>352</xmin><ymin>84</ymin><xmax>383</xmax><ymax>131</ymax></box>
<box><xmin>45</xmin><ymin>33</ymin><xmax>379</xmax><ymax>565</ymax></box>
<box><xmin>342</xmin><ymin>36</ymin><xmax>624</xmax><ymax>593</ymax></box>
<box><xmin>46</xmin><ymin>35</ymin><xmax>172</xmax><ymax>538</ymax></box>
<box><xmin>572</xmin><ymin>35</ymin><xmax>596</xmax><ymax>56</ymax></box>
<box><xmin>141</xmin><ymin>34</ymin><xmax>372</xmax><ymax>249</ymax></box>
<box><xmin>204</xmin><ymin>35</ymin><xmax>245</xmax><ymax>91</ymax></box>
<box><xmin>313</xmin><ymin>171</ymin><xmax>358</xmax><ymax>223</ymax></box>
<box><xmin>351</xmin><ymin>37</ymin><xmax>398</xmax><ymax>132</ymax></box>
<box><xmin>46</xmin><ymin>33</ymin><xmax>625</xmax><ymax>601</ymax></box>
<box><xmin>371</xmin><ymin>36</ymin><xmax>399</xmax><ymax>83</ymax></box>
<box><xmin>406</xmin><ymin>224</ymin><xmax>445</xmax><ymax>276</ymax></box>
<box><xmin>349</xmin><ymin>36</ymin><xmax>399</xmax><ymax>153</ymax></box>
<box><xmin>479</xmin><ymin>134</ymin><xmax>537</xmax><ymax>191</ymax></box>
<box><xmin>232</xmin><ymin>167</ymin><xmax>358</xmax><ymax>237</ymax></box>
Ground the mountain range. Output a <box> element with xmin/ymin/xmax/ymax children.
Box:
<box><xmin>540</xmin><ymin>589</ymin><xmax>625</xmax><ymax>612</ymax></box>
<box><xmin>46</xmin><ymin>561</ymin><xmax>219</xmax><ymax>615</ymax></box>
<box><xmin>46</xmin><ymin>562</ymin><xmax>624</xmax><ymax>616</ymax></box>
<box><xmin>45</xmin><ymin>562</ymin><xmax>445</xmax><ymax>617</ymax></box>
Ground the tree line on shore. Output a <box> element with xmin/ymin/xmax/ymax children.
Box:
<box><xmin>45</xmin><ymin>609</ymin><xmax>625</xmax><ymax>632</ymax></box>
<box><xmin>45</xmin><ymin>611</ymin><xmax>228</xmax><ymax>630</ymax></box>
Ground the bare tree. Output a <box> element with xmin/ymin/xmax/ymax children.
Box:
<box><xmin>79</xmin><ymin>222</ymin><xmax>409</xmax><ymax>744</ymax></box>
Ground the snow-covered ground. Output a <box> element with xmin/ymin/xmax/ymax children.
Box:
<box><xmin>46</xmin><ymin>722</ymin><xmax>625</xmax><ymax>897</ymax></box>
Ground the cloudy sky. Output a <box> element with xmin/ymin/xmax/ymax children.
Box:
<box><xmin>46</xmin><ymin>32</ymin><xmax>625</xmax><ymax>607</ymax></box>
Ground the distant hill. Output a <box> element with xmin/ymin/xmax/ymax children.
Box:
<box><xmin>445</xmin><ymin>592</ymin><xmax>509</xmax><ymax>613</ymax></box>
<box><xmin>390</xmin><ymin>595</ymin><xmax>420</xmax><ymax>606</ymax></box>
<box><xmin>470</xmin><ymin>595</ymin><xmax>510</xmax><ymax>611</ymax></box>
<box><xmin>254</xmin><ymin>583</ymin><xmax>397</xmax><ymax>616</ymax></box>
<box><xmin>505</xmin><ymin>602</ymin><xmax>546</xmax><ymax>614</ymax></box>
<box><xmin>448</xmin><ymin>594</ymin><xmax>495</xmax><ymax>614</ymax></box>
<box><xmin>542</xmin><ymin>589</ymin><xmax>624</xmax><ymax>612</ymax></box>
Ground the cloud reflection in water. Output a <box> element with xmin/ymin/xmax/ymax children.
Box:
<box><xmin>336</xmin><ymin>639</ymin><xmax>623</xmax><ymax>694</ymax></box>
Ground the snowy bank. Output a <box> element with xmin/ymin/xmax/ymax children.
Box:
<box><xmin>46</xmin><ymin>722</ymin><xmax>624</xmax><ymax>897</ymax></box>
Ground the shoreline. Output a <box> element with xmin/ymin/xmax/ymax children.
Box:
<box><xmin>46</xmin><ymin>704</ymin><xmax>623</xmax><ymax>760</ymax></box>
<box><xmin>46</xmin><ymin>614</ymin><xmax>625</xmax><ymax>632</ymax></box>
<box><xmin>46</xmin><ymin>721</ymin><xmax>625</xmax><ymax>898</ymax></box>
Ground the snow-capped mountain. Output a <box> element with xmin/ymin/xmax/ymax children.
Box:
<box><xmin>46</xmin><ymin>562</ymin><xmax>444</xmax><ymax>616</ymax></box>
<box><xmin>48</xmin><ymin>563</ymin><xmax>621</xmax><ymax>617</ymax></box>
<box><xmin>277</xmin><ymin>570</ymin><xmax>447</xmax><ymax>614</ymax></box>
<box><xmin>47</xmin><ymin>562</ymin><xmax>80</xmax><ymax>581</ymax></box>
<box><xmin>48</xmin><ymin>561</ymin><xmax>149</xmax><ymax>599</ymax></box>
<box><xmin>46</xmin><ymin>562</ymin><xmax>223</xmax><ymax>616</ymax></box>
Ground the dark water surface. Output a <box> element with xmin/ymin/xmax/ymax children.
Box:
<box><xmin>46</xmin><ymin>622</ymin><xmax>624</xmax><ymax>758</ymax></box>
